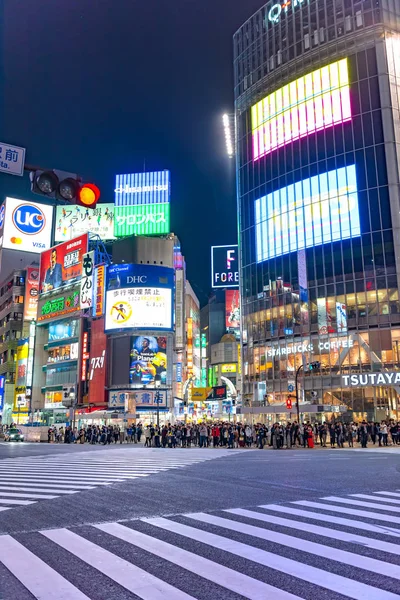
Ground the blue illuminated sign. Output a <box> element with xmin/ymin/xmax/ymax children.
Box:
<box><xmin>114</xmin><ymin>171</ymin><xmax>170</xmax><ymax>206</ymax></box>
<box><xmin>0</xmin><ymin>375</ymin><xmax>5</xmax><ymax>411</ymax></box>
<box><xmin>255</xmin><ymin>165</ymin><xmax>361</xmax><ymax>262</ymax></box>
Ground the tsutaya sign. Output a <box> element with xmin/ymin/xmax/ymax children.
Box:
<box><xmin>266</xmin><ymin>0</ymin><xmax>308</xmax><ymax>26</ymax></box>
<box><xmin>267</xmin><ymin>338</ymin><xmax>354</xmax><ymax>357</ymax></box>
<box><xmin>342</xmin><ymin>372</ymin><xmax>400</xmax><ymax>387</ymax></box>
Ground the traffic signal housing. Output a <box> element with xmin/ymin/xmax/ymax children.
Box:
<box><xmin>286</xmin><ymin>396</ymin><xmax>293</xmax><ymax>410</ymax></box>
<box><xmin>30</xmin><ymin>169</ymin><xmax>100</xmax><ymax>208</ymax></box>
<box><xmin>308</xmin><ymin>361</ymin><xmax>321</xmax><ymax>372</ymax></box>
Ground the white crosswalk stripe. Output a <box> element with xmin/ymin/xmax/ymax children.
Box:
<box><xmin>0</xmin><ymin>448</ymin><xmax>230</xmax><ymax>511</ymax></box>
<box><xmin>1</xmin><ymin>488</ymin><xmax>400</xmax><ymax>599</ymax></box>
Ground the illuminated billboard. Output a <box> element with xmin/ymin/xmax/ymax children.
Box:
<box><xmin>0</xmin><ymin>197</ymin><xmax>53</xmax><ymax>253</ymax></box>
<box><xmin>114</xmin><ymin>203</ymin><xmax>170</xmax><ymax>237</ymax></box>
<box><xmin>114</xmin><ymin>171</ymin><xmax>170</xmax><ymax>237</ymax></box>
<box><xmin>23</xmin><ymin>266</ymin><xmax>39</xmax><ymax>321</ymax></box>
<box><xmin>251</xmin><ymin>58</ymin><xmax>351</xmax><ymax>161</ymax></box>
<box><xmin>211</xmin><ymin>245</ymin><xmax>239</xmax><ymax>288</ymax></box>
<box><xmin>114</xmin><ymin>170</ymin><xmax>170</xmax><ymax>205</ymax></box>
<box><xmin>39</xmin><ymin>234</ymin><xmax>88</xmax><ymax>295</ymax></box>
<box><xmin>226</xmin><ymin>289</ymin><xmax>240</xmax><ymax>333</ymax></box>
<box><xmin>129</xmin><ymin>336</ymin><xmax>167</xmax><ymax>385</ymax></box>
<box><xmin>105</xmin><ymin>264</ymin><xmax>174</xmax><ymax>332</ymax></box>
<box><xmin>55</xmin><ymin>204</ymin><xmax>115</xmax><ymax>242</ymax></box>
<box><xmin>255</xmin><ymin>165</ymin><xmax>361</xmax><ymax>262</ymax></box>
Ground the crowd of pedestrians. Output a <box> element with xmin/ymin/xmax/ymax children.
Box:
<box><xmin>44</xmin><ymin>420</ymin><xmax>400</xmax><ymax>449</ymax></box>
<box><xmin>137</xmin><ymin>420</ymin><xmax>400</xmax><ymax>449</ymax></box>
<box><xmin>47</xmin><ymin>424</ymin><xmax>144</xmax><ymax>444</ymax></box>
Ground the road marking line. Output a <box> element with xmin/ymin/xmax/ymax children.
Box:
<box><xmin>0</xmin><ymin>498</ymin><xmax>35</xmax><ymax>505</ymax></box>
<box><xmin>350</xmin><ymin>494</ymin><xmax>400</xmax><ymax>505</ymax></box>
<box><xmin>0</xmin><ymin>475</ymin><xmax>115</xmax><ymax>484</ymax></box>
<box><xmin>0</xmin><ymin>481</ymin><xmax>95</xmax><ymax>490</ymax></box>
<box><xmin>95</xmin><ymin>521</ymin><xmax>300</xmax><ymax>600</ymax></box>
<box><xmin>374</xmin><ymin>492</ymin><xmax>400</xmax><ymax>499</ymax></box>
<box><xmin>0</xmin><ymin>535</ymin><xmax>90</xmax><ymax>599</ymax></box>
<box><xmin>226</xmin><ymin>507</ymin><xmax>400</xmax><ymax>555</ymax></box>
<box><xmin>293</xmin><ymin>501</ymin><xmax>400</xmax><ymax>524</ymax></box>
<box><xmin>41</xmin><ymin>528</ymin><xmax>197</xmax><ymax>600</ymax></box>
<box><xmin>186</xmin><ymin>512</ymin><xmax>400</xmax><ymax>580</ymax></box>
<box><xmin>260</xmin><ymin>504</ymin><xmax>400</xmax><ymax>537</ymax></box>
<box><xmin>0</xmin><ymin>468</ymin><xmax>150</xmax><ymax>476</ymax></box>
<box><xmin>0</xmin><ymin>491</ymin><xmax>59</xmax><ymax>499</ymax></box>
<box><xmin>145</xmin><ymin>516</ymin><xmax>397</xmax><ymax>600</ymax></box>
<box><xmin>0</xmin><ymin>486</ymin><xmax>78</xmax><ymax>494</ymax></box>
<box><xmin>321</xmin><ymin>496</ymin><xmax>400</xmax><ymax>513</ymax></box>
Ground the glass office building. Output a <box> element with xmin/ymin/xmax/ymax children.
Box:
<box><xmin>234</xmin><ymin>0</ymin><xmax>400</xmax><ymax>421</ymax></box>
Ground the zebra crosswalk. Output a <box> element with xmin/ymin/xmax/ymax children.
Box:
<box><xmin>0</xmin><ymin>448</ymin><xmax>231</xmax><ymax>511</ymax></box>
<box><xmin>1</xmin><ymin>488</ymin><xmax>400</xmax><ymax>599</ymax></box>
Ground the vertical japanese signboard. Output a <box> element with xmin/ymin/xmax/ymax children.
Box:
<box><xmin>93</xmin><ymin>265</ymin><xmax>105</xmax><ymax>317</ymax></box>
<box><xmin>23</xmin><ymin>267</ymin><xmax>39</xmax><ymax>321</ymax></box>
<box><xmin>80</xmin><ymin>251</ymin><xmax>94</xmax><ymax>310</ymax></box>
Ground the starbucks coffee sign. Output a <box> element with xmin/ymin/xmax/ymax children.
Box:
<box><xmin>342</xmin><ymin>372</ymin><xmax>400</xmax><ymax>387</ymax></box>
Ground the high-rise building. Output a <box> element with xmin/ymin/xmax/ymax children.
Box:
<box><xmin>234</xmin><ymin>0</ymin><xmax>400</xmax><ymax>421</ymax></box>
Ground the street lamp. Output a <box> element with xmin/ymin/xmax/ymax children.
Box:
<box><xmin>295</xmin><ymin>361</ymin><xmax>320</xmax><ymax>423</ymax></box>
<box><xmin>222</xmin><ymin>114</ymin><xmax>234</xmax><ymax>157</ymax></box>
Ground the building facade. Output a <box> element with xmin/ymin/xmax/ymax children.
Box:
<box><xmin>234</xmin><ymin>0</ymin><xmax>400</xmax><ymax>421</ymax></box>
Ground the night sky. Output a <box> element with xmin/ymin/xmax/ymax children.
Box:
<box><xmin>0</xmin><ymin>0</ymin><xmax>263</xmax><ymax>304</ymax></box>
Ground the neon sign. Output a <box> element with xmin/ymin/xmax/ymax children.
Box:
<box><xmin>266</xmin><ymin>0</ymin><xmax>307</xmax><ymax>24</ymax></box>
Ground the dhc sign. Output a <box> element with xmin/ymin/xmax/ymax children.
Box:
<box><xmin>342</xmin><ymin>372</ymin><xmax>400</xmax><ymax>387</ymax></box>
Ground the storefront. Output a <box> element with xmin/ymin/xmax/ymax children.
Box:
<box><xmin>245</xmin><ymin>330</ymin><xmax>400</xmax><ymax>422</ymax></box>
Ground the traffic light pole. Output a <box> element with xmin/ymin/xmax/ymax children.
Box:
<box><xmin>295</xmin><ymin>364</ymin><xmax>303</xmax><ymax>424</ymax></box>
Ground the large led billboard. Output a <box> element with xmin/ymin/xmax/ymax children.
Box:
<box><xmin>114</xmin><ymin>171</ymin><xmax>170</xmax><ymax>205</ymax></box>
<box><xmin>114</xmin><ymin>170</ymin><xmax>170</xmax><ymax>237</ymax></box>
<box><xmin>129</xmin><ymin>336</ymin><xmax>167</xmax><ymax>385</ymax></box>
<box><xmin>105</xmin><ymin>264</ymin><xmax>174</xmax><ymax>332</ymax></box>
<box><xmin>0</xmin><ymin>197</ymin><xmax>53</xmax><ymax>253</ymax></box>
<box><xmin>55</xmin><ymin>204</ymin><xmax>115</xmax><ymax>242</ymax></box>
<box><xmin>255</xmin><ymin>165</ymin><xmax>361</xmax><ymax>262</ymax></box>
<box><xmin>251</xmin><ymin>58</ymin><xmax>351</xmax><ymax>161</ymax></box>
<box><xmin>39</xmin><ymin>234</ymin><xmax>88</xmax><ymax>294</ymax></box>
<box><xmin>114</xmin><ymin>203</ymin><xmax>170</xmax><ymax>237</ymax></box>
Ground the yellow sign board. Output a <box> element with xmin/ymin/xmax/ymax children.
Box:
<box><xmin>191</xmin><ymin>387</ymin><xmax>211</xmax><ymax>401</ymax></box>
<box><xmin>221</xmin><ymin>364</ymin><xmax>237</xmax><ymax>373</ymax></box>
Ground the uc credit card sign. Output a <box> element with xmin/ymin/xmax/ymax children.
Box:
<box><xmin>0</xmin><ymin>197</ymin><xmax>53</xmax><ymax>253</ymax></box>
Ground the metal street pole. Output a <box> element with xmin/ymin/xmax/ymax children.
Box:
<box><xmin>295</xmin><ymin>364</ymin><xmax>304</xmax><ymax>424</ymax></box>
<box><xmin>155</xmin><ymin>391</ymin><xmax>160</xmax><ymax>429</ymax></box>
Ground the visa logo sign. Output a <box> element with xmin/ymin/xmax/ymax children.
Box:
<box><xmin>32</xmin><ymin>242</ymin><xmax>46</xmax><ymax>248</ymax></box>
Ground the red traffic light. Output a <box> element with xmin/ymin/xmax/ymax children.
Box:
<box><xmin>286</xmin><ymin>396</ymin><xmax>293</xmax><ymax>410</ymax></box>
<box><xmin>78</xmin><ymin>183</ymin><xmax>100</xmax><ymax>208</ymax></box>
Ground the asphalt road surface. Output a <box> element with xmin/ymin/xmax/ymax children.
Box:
<box><xmin>0</xmin><ymin>442</ymin><xmax>399</xmax><ymax>599</ymax></box>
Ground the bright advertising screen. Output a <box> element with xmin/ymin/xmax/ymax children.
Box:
<box><xmin>114</xmin><ymin>203</ymin><xmax>170</xmax><ymax>237</ymax></box>
<box><xmin>39</xmin><ymin>234</ymin><xmax>88</xmax><ymax>294</ymax></box>
<box><xmin>251</xmin><ymin>58</ymin><xmax>351</xmax><ymax>161</ymax></box>
<box><xmin>55</xmin><ymin>204</ymin><xmax>115</xmax><ymax>242</ymax></box>
<box><xmin>225</xmin><ymin>289</ymin><xmax>240</xmax><ymax>332</ymax></box>
<box><xmin>0</xmin><ymin>197</ymin><xmax>54</xmax><ymax>253</ymax></box>
<box><xmin>105</xmin><ymin>264</ymin><xmax>174</xmax><ymax>332</ymax></box>
<box><xmin>114</xmin><ymin>170</ymin><xmax>170</xmax><ymax>237</ymax></box>
<box><xmin>255</xmin><ymin>165</ymin><xmax>361</xmax><ymax>262</ymax></box>
<box><xmin>129</xmin><ymin>336</ymin><xmax>167</xmax><ymax>385</ymax></box>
